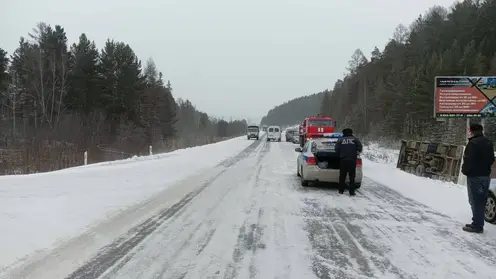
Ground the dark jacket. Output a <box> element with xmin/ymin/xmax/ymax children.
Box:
<box><xmin>461</xmin><ymin>134</ymin><xmax>495</xmax><ymax>177</ymax></box>
<box><xmin>335</xmin><ymin>135</ymin><xmax>363</xmax><ymax>161</ymax></box>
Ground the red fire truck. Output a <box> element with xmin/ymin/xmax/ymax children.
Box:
<box><xmin>299</xmin><ymin>116</ymin><xmax>336</xmax><ymax>147</ymax></box>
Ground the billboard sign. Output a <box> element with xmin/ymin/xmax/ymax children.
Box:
<box><xmin>434</xmin><ymin>76</ymin><xmax>496</xmax><ymax>118</ymax></box>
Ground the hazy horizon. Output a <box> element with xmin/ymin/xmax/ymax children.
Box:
<box><xmin>2</xmin><ymin>0</ymin><xmax>458</xmax><ymax>121</ymax></box>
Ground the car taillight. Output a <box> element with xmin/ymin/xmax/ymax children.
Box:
<box><xmin>305</xmin><ymin>156</ymin><xmax>316</xmax><ymax>165</ymax></box>
<box><xmin>356</xmin><ymin>158</ymin><xmax>362</xmax><ymax>166</ymax></box>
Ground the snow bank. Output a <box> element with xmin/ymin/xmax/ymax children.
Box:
<box><xmin>362</xmin><ymin>143</ymin><xmax>496</xmax><ymax>236</ymax></box>
<box><xmin>51</xmin><ymin>132</ymin><xmax>264</xmax><ymax>172</ymax></box>
<box><xmin>361</xmin><ymin>142</ymin><xmax>399</xmax><ymax>165</ymax></box>
<box><xmin>0</xmin><ymin>135</ymin><xmax>256</xmax><ymax>270</ymax></box>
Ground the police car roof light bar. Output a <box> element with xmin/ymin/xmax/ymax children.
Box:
<box><xmin>323</xmin><ymin>133</ymin><xmax>343</xmax><ymax>138</ymax></box>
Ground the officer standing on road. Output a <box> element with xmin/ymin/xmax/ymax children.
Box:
<box><xmin>462</xmin><ymin>123</ymin><xmax>494</xmax><ymax>233</ymax></box>
<box><xmin>335</xmin><ymin>128</ymin><xmax>363</xmax><ymax>196</ymax></box>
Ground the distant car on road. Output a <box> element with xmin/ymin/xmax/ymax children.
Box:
<box><xmin>285</xmin><ymin>128</ymin><xmax>298</xmax><ymax>143</ymax></box>
<box><xmin>295</xmin><ymin>133</ymin><xmax>362</xmax><ymax>188</ymax></box>
<box><xmin>267</xmin><ymin>126</ymin><xmax>281</xmax><ymax>142</ymax></box>
<box><xmin>246</xmin><ymin>125</ymin><xmax>260</xmax><ymax>140</ymax></box>
<box><xmin>486</xmin><ymin>181</ymin><xmax>496</xmax><ymax>223</ymax></box>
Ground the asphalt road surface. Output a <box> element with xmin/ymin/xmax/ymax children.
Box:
<box><xmin>7</xmin><ymin>136</ymin><xmax>496</xmax><ymax>279</ymax></box>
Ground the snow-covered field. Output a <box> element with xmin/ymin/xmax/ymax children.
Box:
<box><xmin>1</xmin><ymin>132</ymin><xmax>496</xmax><ymax>279</ymax></box>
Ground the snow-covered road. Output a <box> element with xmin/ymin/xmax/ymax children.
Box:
<box><xmin>4</xmin><ymin>137</ymin><xmax>496</xmax><ymax>279</ymax></box>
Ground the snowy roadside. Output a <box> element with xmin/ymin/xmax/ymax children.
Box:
<box><xmin>0</xmin><ymin>134</ymin><xmax>261</xmax><ymax>271</ymax></box>
<box><xmin>39</xmin><ymin>132</ymin><xmax>263</xmax><ymax>173</ymax></box>
<box><xmin>361</xmin><ymin>142</ymin><xmax>399</xmax><ymax>164</ymax></box>
<box><xmin>361</xmin><ymin>142</ymin><xmax>496</xmax><ymax>236</ymax></box>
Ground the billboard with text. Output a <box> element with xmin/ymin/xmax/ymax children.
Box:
<box><xmin>434</xmin><ymin>76</ymin><xmax>496</xmax><ymax>118</ymax></box>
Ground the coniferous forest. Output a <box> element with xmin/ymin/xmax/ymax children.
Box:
<box><xmin>260</xmin><ymin>92</ymin><xmax>325</xmax><ymax>127</ymax></box>
<box><xmin>3</xmin><ymin>1</ymin><xmax>496</xmax><ymax>173</ymax></box>
<box><xmin>262</xmin><ymin>1</ymin><xmax>496</xmax><ymax>145</ymax></box>
<box><xmin>320</xmin><ymin>0</ymin><xmax>496</xmax><ymax>144</ymax></box>
<box><xmin>0</xmin><ymin>23</ymin><xmax>247</xmax><ymax>174</ymax></box>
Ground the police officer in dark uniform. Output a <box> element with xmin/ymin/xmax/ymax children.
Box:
<box><xmin>335</xmin><ymin>128</ymin><xmax>363</xmax><ymax>195</ymax></box>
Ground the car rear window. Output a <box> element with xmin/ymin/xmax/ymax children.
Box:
<box><xmin>274</xmin><ymin>128</ymin><xmax>279</xmax><ymax>132</ymax></box>
<box><xmin>316</xmin><ymin>138</ymin><xmax>339</xmax><ymax>149</ymax></box>
<box><xmin>269</xmin><ymin>128</ymin><xmax>274</xmax><ymax>132</ymax></box>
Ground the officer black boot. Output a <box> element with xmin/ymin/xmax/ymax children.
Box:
<box><xmin>349</xmin><ymin>181</ymin><xmax>356</xmax><ymax>196</ymax></box>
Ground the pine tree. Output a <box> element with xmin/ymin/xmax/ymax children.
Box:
<box><xmin>67</xmin><ymin>33</ymin><xmax>101</xmax><ymax>115</ymax></box>
<box><xmin>0</xmin><ymin>48</ymin><xmax>8</xmax><ymax>93</ymax></box>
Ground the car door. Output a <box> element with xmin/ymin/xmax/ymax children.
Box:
<box><xmin>298</xmin><ymin>141</ymin><xmax>310</xmax><ymax>168</ymax></box>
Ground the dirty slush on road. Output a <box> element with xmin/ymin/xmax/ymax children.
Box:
<box><xmin>63</xmin><ymin>138</ymin><xmax>496</xmax><ymax>279</ymax></box>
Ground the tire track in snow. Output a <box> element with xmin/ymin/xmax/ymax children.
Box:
<box><xmin>254</xmin><ymin>141</ymin><xmax>323</xmax><ymax>279</ymax></box>
<box><xmin>275</xmin><ymin>142</ymin><xmax>496</xmax><ymax>278</ymax></box>
<box><xmin>65</xmin><ymin>137</ymin><xmax>265</xmax><ymax>279</ymax></box>
<box><xmin>223</xmin><ymin>208</ymin><xmax>266</xmax><ymax>279</ymax></box>
<box><xmin>302</xmin><ymin>198</ymin><xmax>384</xmax><ymax>279</ymax></box>
<box><xmin>299</xmin><ymin>187</ymin><xmax>408</xmax><ymax>279</ymax></box>
<box><xmin>90</xmin><ymin>139</ymin><xmax>270</xmax><ymax>279</ymax></box>
<box><xmin>362</xmin><ymin>179</ymin><xmax>496</xmax><ymax>271</ymax></box>
<box><xmin>297</xmin><ymin>176</ymin><xmax>496</xmax><ymax>278</ymax></box>
<box><xmin>148</xmin><ymin>141</ymin><xmax>271</xmax><ymax>279</ymax></box>
<box><xmin>232</xmin><ymin>141</ymin><xmax>314</xmax><ymax>279</ymax></box>
<box><xmin>222</xmin><ymin>143</ymin><xmax>270</xmax><ymax>279</ymax></box>
<box><xmin>222</xmin><ymin>141</ymin><xmax>311</xmax><ymax>279</ymax></box>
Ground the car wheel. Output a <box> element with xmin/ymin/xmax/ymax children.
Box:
<box><xmin>485</xmin><ymin>191</ymin><xmax>496</xmax><ymax>223</ymax></box>
<box><xmin>300</xmin><ymin>167</ymin><xmax>309</xmax><ymax>186</ymax></box>
<box><xmin>297</xmin><ymin>163</ymin><xmax>301</xmax><ymax>177</ymax></box>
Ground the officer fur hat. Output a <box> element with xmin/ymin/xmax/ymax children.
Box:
<box><xmin>342</xmin><ymin>128</ymin><xmax>353</xmax><ymax>136</ymax></box>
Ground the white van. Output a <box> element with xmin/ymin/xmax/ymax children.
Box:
<box><xmin>267</xmin><ymin>125</ymin><xmax>281</xmax><ymax>142</ymax></box>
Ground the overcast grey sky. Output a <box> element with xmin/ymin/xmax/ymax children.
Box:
<box><xmin>2</xmin><ymin>0</ymin><xmax>458</xmax><ymax>122</ymax></box>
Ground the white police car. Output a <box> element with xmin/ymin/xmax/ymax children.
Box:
<box><xmin>295</xmin><ymin>133</ymin><xmax>363</xmax><ymax>187</ymax></box>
